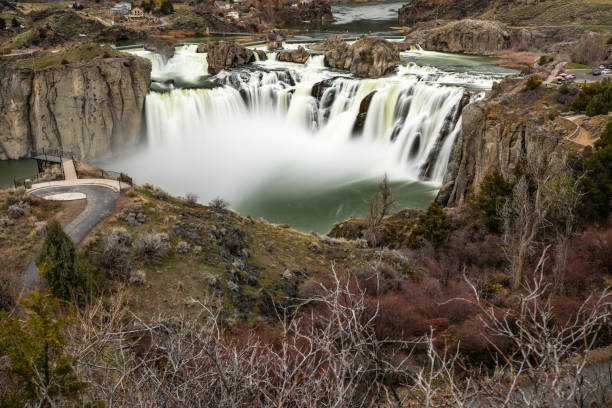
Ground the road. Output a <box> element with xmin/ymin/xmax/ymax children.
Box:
<box><xmin>23</xmin><ymin>185</ymin><xmax>119</xmax><ymax>289</ymax></box>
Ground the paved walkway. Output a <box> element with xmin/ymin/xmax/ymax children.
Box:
<box><xmin>23</xmin><ymin>185</ymin><xmax>119</xmax><ymax>290</ymax></box>
<box><xmin>544</xmin><ymin>61</ymin><xmax>567</xmax><ymax>84</ymax></box>
<box><xmin>62</xmin><ymin>160</ymin><xmax>78</xmax><ymax>181</ymax></box>
<box><xmin>29</xmin><ymin>178</ymin><xmax>129</xmax><ymax>193</ymax></box>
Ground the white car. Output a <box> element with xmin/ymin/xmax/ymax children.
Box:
<box><xmin>603</xmin><ymin>69</ymin><xmax>612</xmax><ymax>75</ymax></box>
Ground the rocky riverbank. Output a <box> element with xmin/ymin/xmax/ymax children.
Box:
<box><xmin>0</xmin><ymin>47</ymin><xmax>150</xmax><ymax>160</ymax></box>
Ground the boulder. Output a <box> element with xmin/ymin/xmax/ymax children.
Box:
<box><xmin>206</xmin><ymin>41</ymin><xmax>255</xmax><ymax>75</ymax></box>
<box><xmin>266</xmin><ymin>33</ymin><xmax>284</xmax><ymax>51</ymax></box>
<box><xmin>255</xmin><ymin>49</ymin><xmax>267</xmax><ymax>61</ymax></box>
<box><xmin>196</xmin><ymin>43</ymin><xmax>208</xmax><ymax>53</ymax></box>
<box><xmin>324</xmin><ymin>37</ymin><xmax>399</xmax><ymax>78</ymax></box>
<box><xmin>277</xmin><ymin>46</ymin><xmax>310</xmax><ymax>64</ymax></box>
<box><xmin>144</xmin><ymin>39</ymin><xmax>175</xmax><ymax>63</ymax></box>
<box><xmin>308</xmin><ymin>35</ymin><xmax>347</xmax><ymax>52</ymax></box>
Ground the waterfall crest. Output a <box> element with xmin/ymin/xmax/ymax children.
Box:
<box><xmin>143</xmin><ymin>52</ymin><xmax>466</xmax><ymax>184</ymax></box>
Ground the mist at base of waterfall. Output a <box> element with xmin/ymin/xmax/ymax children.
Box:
<box><xmin>102</xmin><ymin>115</ymin><xmax>439</xmax><ymax>233</ymax></box>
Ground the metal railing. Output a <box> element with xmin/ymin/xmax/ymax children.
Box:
<box><xmin>31</xmin><ymin>148</ymin><xmax>75</xmax><ymax>161</ymax></box>
<box><xmin>101</xmin><ymin>170</ymin><xmax>134</xmax><ymax>187</ymax></box>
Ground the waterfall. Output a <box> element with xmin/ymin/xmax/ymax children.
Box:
<box><xmin>144</xmin><ymin>66</ymin><xmax>464</xmax><ymax>184</ymax></box>
<box><xmin>127</xmin><ymin>43</ymin><xmax>514</xmax><ymax>187</ymax></box>
<box><xmin>110</xmin><ymin>42</ymin><xmax>517</xmax><ymax>232</ymax></box>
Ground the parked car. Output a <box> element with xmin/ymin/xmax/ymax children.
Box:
<box><xmin>592</xmin><ymin>70</ymin><xmax>602</xmax><ymax>76</ymax></box>
<box><xmin>599</xmin><ymin>65</ymin><xmax>605</xmax><ymax>70</ymax></box>
<box><xmin>602</xmin><ymin>69</ymin><xmax>612</xmax><ymax>75</ymax></box>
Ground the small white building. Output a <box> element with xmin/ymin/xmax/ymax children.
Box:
<box><xmin>226</xmin><ymin>11</ymin><xmax>239</xmax><ymax>20</ymax></box>
<box><xmin>111</xmin><ymin>2</ymin><xmax>132</xmax><ymax>15</ymax></box>
<box><xmin>214</xmin><ymin>1</ymin><xmax>232</xmax><ymax>10</ymax></box>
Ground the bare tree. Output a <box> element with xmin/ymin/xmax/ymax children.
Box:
<box><xmin>365</xmin><ymin>174</ymin><xmax>396</xmax><ymax>246</ymax></box>
<box><xmin>545</xmin><ymin>164</ymin><xmax>583</xmax><ymax>294</ymax></box>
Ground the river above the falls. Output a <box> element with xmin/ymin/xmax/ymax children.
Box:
<box><xmin>99</xmin><ymin>43</ymin><xmax>517</xmax><ymax>233</ymax></box>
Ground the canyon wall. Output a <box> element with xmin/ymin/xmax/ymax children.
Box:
<box><xmin>437</xmin><ymin>79</ymin><xmax>573</xmax><ymax>207</ymax></box>
<box><xmin>0</xmin><ymin>56</ymin><xmax>151</xmax><ymax>160</ymax></box>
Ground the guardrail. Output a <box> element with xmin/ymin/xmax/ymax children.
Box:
<box><xmin>31</xmin><ymin>148</ymin><xmax>75</xmax><ymax>160</ymax></box>
<box><xmin>101</xmin><ymin>170</ymin><xmax>133</xmax><ymax>187</ymax></box>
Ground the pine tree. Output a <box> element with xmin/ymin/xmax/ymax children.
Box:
<box><xmin>0</xmin><ymin>288</ymin><xmax>86</xmax><ymax>405</ymax></box>
<box><xmin>37</xmin><ymin>220</ymin><xmax>82</xmax><ymax>300</ymax></box>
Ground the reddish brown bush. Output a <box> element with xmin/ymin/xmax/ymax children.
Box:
<box><xmin>550</xmin><ymin>296</ymin><xmax>582</xmax><ymax>327</ymax></box>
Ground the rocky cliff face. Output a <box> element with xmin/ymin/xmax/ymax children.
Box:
<box><xmin>404</xmin><ymin>19</ymin><xmax>512</xmax><ymax>56</ymax></box>
<box><xmin>0</xmin><ymin>56</ymin><xmax>151</xmax><ymax>160</ymax></box>
<box><xmin>437</xmin><ymin>79</ymin><xmax>573</xmax><ymax>207</ymax></box>
<box><xmin>403</xmin><ymin>19</ymin><xmax>585</xmax><ymax>55</ymax></box>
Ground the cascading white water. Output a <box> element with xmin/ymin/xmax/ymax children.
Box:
<box><xmin>112</xmin><ymin>44</ymin><xmax>514</xmax><ymax>232</ymax></box>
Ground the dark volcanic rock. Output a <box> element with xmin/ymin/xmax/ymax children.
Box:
<box><xmin>255</xmin><ymin>49</ymin><xmax>267</xmax><ymax>61</ymax></box>
<box><xmin>206</xmin><ymin>41</ymin><xmax>255</xmax><ymax>75</ymax></box>
<box><xmin>324</xmin><ymin>37</ymin><xmax>399</xmax><ymax>78</ymax></box>
<box><xmin>352</xmin><ymin>91</ymin><xmax>377</xmax><ymax>136</ymax></box>
<box><xmin>277</xmin><ymin>46</ymin><xmax>310</xmax><ymax>64</ymax></box>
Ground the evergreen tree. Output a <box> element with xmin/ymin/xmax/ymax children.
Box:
<box><xmin>0</xmin><ymin>288</ymin><xmax>86</xmax><ymax>406</ymax></box>
<box><xmin>11</xmin><ymin>17</ymin><xmax>19</xmax><ymax>28</ymax></box>
<box><xmin>37</xmin><ymin>220</ymin><xmax>82</xmax><ymax>300</ymax></box>
<box><xmin>583</xmin><ymin>123</ymin><xmax>612</xmax><ymax>217</ymax></box>
<box><xmin>473</xmin><ymin>170</ymin><xmax>514</xmax><ymax>232</ymax></box>
<box><xmin>0</xmin><ymin>19</ymin><xmax>6</xmax><ymax>30</ymax></box>
<box><xmin>407</xmin><ymin>202</ymin><xmax>451</xmax><ymax>249</ymax></box>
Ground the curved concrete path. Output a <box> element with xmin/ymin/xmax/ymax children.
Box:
<box><xmin>23</xmin><ymin>185</ymin><xmax>119</xmax><ymax>289</ymax></box>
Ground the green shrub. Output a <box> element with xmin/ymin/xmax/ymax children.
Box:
<box><xmin>538</xmin><ymin>55</ymin><xmax>553</xmax><ymax>65</ymax></box>
<box><xmin>585</xmin><ymin>94</ymin><xmax>609</xmax><ymax>117</ymax></box>
<box><xmin>472</xmin><ymin>171</ymin><xmax>513</xmax><ymax>233</ymax></box>
<box><xmin>582</xmin><ymin>123</ymin><xmax>612</xmax><ymax>217</ymax></box>
<box><xmin>570</xmin><ymin>78</ymin><xmax>612</xmax><ymax>113</ymax></box>
<box><xmin>407</xmin><ymin>203</ymin><xmax>451</xmax><ymax>249</ymax></box>
<box><xmin>11</xmin><ymin>17</ymin><xmax>18</xmax><ymax>28</ymax></box>
<box><xmin>525</xmin><ymin>75</ymin><xmax>542</xmax><ymax>90</ymax></box>
<box><xmin>559</xmin><ymin>83</ymin><xmax>570</xmax><ymax>95</ymax></box>
<box><xmin>0</xmin><ymin>19</ymin><xmax>5</xmax><ymax>30</ymax></box>
<box><xmin>160</xmin><ymin>0</ymin><xmax>174</xmax><ymax>14</ymax></box>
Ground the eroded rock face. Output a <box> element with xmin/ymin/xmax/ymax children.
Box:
<box><xmin>277</xmin><ymin>46</ymin><xmax>310</xmax><ymax>64</ymax></box>
<box><xmin>0</xmin><ymin>56</ymin><xmax>151</xmax><ymax>160</ymax></box>
<box><xmin>144</xmin><ymin>39</ymin><xmax>175</xmax><ymax>63</ymax></box>
<box><xmin>206</xmin><ymin>41</ymin><xmax>255</xmax><ymax>74</ymax></box>
<box><xmin>437</xmin><ymin>79</ymin><xmax>571</xmax><ymax>207</ymax></box>
<box><xmin>404</xmin><ymin>19</ymin><xmax>511</xmax><ymax>55</ymax></box>
<box><xmin>324</xmin><ymin>37</ymin><xmax>400</xmax><ymax>78</ymax></box>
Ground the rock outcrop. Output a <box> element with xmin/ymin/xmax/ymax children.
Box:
<box><xmin>206</xmin><ymin>41</ymin><xmax>255</xmax><ymax>74</ymax></box>
<box><xmin>324</xmin><ymin>37</ymin><xmax>400</xmax><ymax>78</ymax></box>
<box><xmin>144</xmin><ymin>39</ymin><xmax>175</xmax><ymax>63</ymax></box>
<box><xmin>437</xmin><ymin>79</ymin><xmax>572</xmax><ymax>207</ymax></box>
<box><xmin>277</xmin><ymin>46</ymin><xmax>310</xmax><ymax>64</ymax></box>
<box><xmin>307</xmin><ymin>34</ymin><xmax>346</xmax><ymax>52</ymax></box>
<box><xmin>0</xmin><ymin>56</ymin><xmax>151</xmax><ymax>160</ymax></box>
<box><xmin>404</xmin><ymin>19</ymin><xmax>511</xmax><ymax>56</ymax></box>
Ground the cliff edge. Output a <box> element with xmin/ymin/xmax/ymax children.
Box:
<box><xmin>0</xmin><ymin>46</ymin><xmax>151</xmax><ymax>160</ymax></box>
